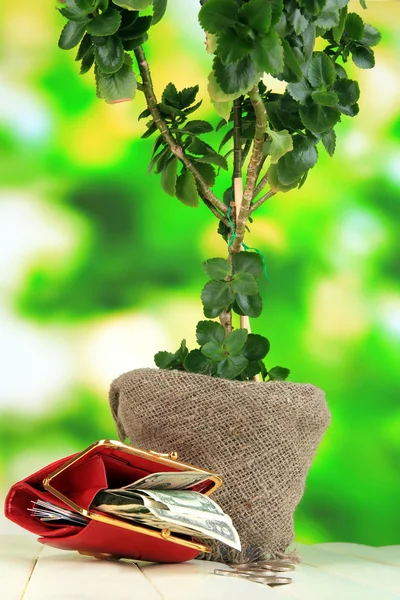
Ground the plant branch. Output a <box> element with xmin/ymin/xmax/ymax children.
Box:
<box><xmin>133</xmin><ymin>46</ymin><xmax>227</xmax><ymax>219</ymax></box>
<box><xmin>241</xmin><ymin>140</ymin><xmax>252</xmax><ymax>168</ymax></box>
<box><xmin>230</xmin><ymin>86</ymin><xmax>267</xmax><ymax>253</ymax></box>
<box><xmin>251</xmin><ymin>189</ymin><xmax>276</xmax><ymax>214</ymax></box>
<box><xmin>253</xmin><ymin>171</ymin><xmax>269</xmax><ymax>199</ymax></box>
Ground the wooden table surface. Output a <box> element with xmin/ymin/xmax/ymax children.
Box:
<box><xmin>1</xmin><ymin>536</ymin><xmax>399</xmax><ymax>600</ymax></box>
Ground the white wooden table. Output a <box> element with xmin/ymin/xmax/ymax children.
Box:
<box><xmin>1</xmin><ymin>536</ymin><xmax>399</xmax><ymax>600</ymax></box>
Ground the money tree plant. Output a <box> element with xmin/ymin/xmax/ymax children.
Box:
<box><xmin>57</xmin><ymin>0</ymin><xmax>380</xmax><ymax>381</ymax></box>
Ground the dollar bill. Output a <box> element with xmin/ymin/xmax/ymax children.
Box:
<box><xmin>92</xmin><ymin>488</ymin><xmax>240</xmax><ymax>550</ymax></box>
<box><xmin>136</xmin><ymin>489</ymin><xmax>227</xmax><ymax>518</ymax></box>
<box><xmin>114</xmin><ymin>470</ymin><xmax>215</xmax><ymax>491</ymax></box>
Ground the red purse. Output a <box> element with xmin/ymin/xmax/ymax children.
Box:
<box><xmin>4</xmin><ymin>439</ymin><xmax>222</xmax><ymax>562</ymax></box>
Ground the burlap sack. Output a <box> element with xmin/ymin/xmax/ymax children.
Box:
<box><xmin>109</xmin><ymin>368</ymin><xmax>330</xmax><ymax>564</ymax></box>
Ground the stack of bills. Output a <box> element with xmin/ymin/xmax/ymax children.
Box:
<box><xmin>91</xmin><ymin>470</ymin><xmax>241</xmax><ymax>551</ymax></box>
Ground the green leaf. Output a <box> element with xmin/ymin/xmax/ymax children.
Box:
<box><xmin>86</xmin><ymin>8</ymin><xmax>121</xmax><ymax>36</ymax></box>
<box><xmin>198</xmin><ymin>0</ymin><xmax>239</xmax><ymax>34</ymax></box>
<box><xmin>203</xmin><ymin>306</ymin><xmax>225</xmax><ymax>318</ymax></box>
<box><xmin>243</xmin><ymin>334</ymin><xmax>270</xmax><ymax>361</ymax></box>
<box><xmin>182</xmin><ymin>120</ymin><xmax>213</xmax><ymax>134</ymax></box>
<box><xmin>118</xmin><ymin>15</ymin><xmax>152</xmax><ymax>39</ymax></box>
<box><xmin>297</xmin><ymin>0</ymin><xmax>327</xmax><ymax>17</ymax></box>
<box><xmin>315</xmin><ymin>0</ymin><xmax>340</xmax><ymax>29</ymax></box>
<box><xmin>321</xmin><ymin>128</ymin><xmax>336</xmax><ymax>156</ymax></box>
<box><xmin>179</xmin><ymin>85</ymin><xmax>199</xmax><ymax>108</ymax></box>
<box><xmin>188</xmin><ymin>137</ymin><xmax>228</xmax><ymax>170</ymax></box>
<box><xmin>333</xmin><ymin>6</ymin><xmax>347</xmax><ymax>44</ymax></box>
<box><xmin>232</xmin><ymin>252</ymin><xmax>263</xmax><ymax>278</ymax></box>
<box><xmin>96</xmin><ymin>61</ymin><xmax>136</xmax><ymax>103</ymax></box>
<box><xmin>203</xmin><ymin>257</ymin><xmax>231</xmax><ymax>280</ymax></box>
<box><xmin>193</xmin><ymin>162</ymin><xmax>216</xmax><ymax>187</ymax></box>
<box><xmin>75</xmin><ymin>33</ymin><xmax>92</xmax><ymax>60</ymax></box>
<box><xmin>332</xmin><ymin>78</ymin><xmax>360</xmax><ymax>105</ymax></box>
<box><xmin>213</xmin><ymin>55</ymin><xmax>260</xmax><ymax>96</ymax></box>
<box><xmin>267</xmin><ymin>163</ymin><xmax>300</xmax><ymax>192</ymax></box>
<box><xmin>359</xmin><ymin>0</ymin><xmax>367</xmax><ymax>8</ymax></box>
<box><xmin>360</xmin><ymin>24</ymin><xmax>381</xmax><ymax>47</ymax></box>
<box><xmin>112</xmin><ymin>0</ymin><xmax>152</xmax><ymax>9</ymax></box>
<box><xmin>240</xmin><ymin>361</ymin><xmax>262</xmax><ymax>379</ymax></box>
<box><xmin>281</xmin><ymin>39</ymin><xmax>302</xmax><ymax>82</ymax></box>
<box><xmin>252</xmin><ymin>30</ymin><xmax>284</xmax><ymax>75</ymax></box>
<box><xmin>311</xmin><ymin>91</ymin><xmax>339</xmax><ymax>106</ymax></box>
<box><xmin>161</xmin><ymin>157</ymin><xmax>178</xmax><ymax>196</ymax></box>
<box><xmin>231</xmin><ymin>272</ymin><xmax>258</xmax><ymax>295</ymax></box>
<box><xmin>208</xmin><ymin>70</ymin><xmax>240</xmax><ymax>103</ymax></box>
<box><xmin>217</xmin><ymin>29</ymin><xmax>253</xmax><ymax>64</ymax></box>
<box><xmin>268</xmin><ymin>366</ymin><xmax>290</xmax><ymax>381</ymax></box>
<box><xmin>217</xmin><ymin>355</ymin><xmax>248</xmax><ymax>379</ymax></box>
<box><xmin>94</xmin><ymin>35</ymin><xmax>124</xmax><ymax>73</ymax></box>
<box><xmin>80</xmin><ymin>48</ymin><xmax>95</xmax><ymax>74</ymax></box>
<box><xmin>288</xmin><ymin>8</ymin><xmax>309</xmax><ymax>35</ymax></box>
<box><xmin>196</xmin><ymin>320</ymin><xmax>226</xmax><ymax>346</ymax></box>
<box><xmin>287</xmin><ymin>79</ymin><xmax>313</xmax><ymax>105</ymax></box>
<box><xmin>278</xmin><ymin>135</ymin><xmax>318</xmax><ymax>185</ymax></box>
<box><xmin>270</xmin><ymin>0</ymin><xmax>284</xmax><ymax>26</ymax></box>
<box><xmin>299</xmin><ymin>103</ymin><xmax>341</xmax><ymax>133</ymax></box>
<box><xmin>154</xmin><ymin>351</ymin><xmax>177</xmax><ymax>369</ymax></box>
<box><xmin>122</xmin><ymin>32</ymin><xmax>148</xmax><ymax>49</ymax></box>
<box><xmin>238</xmin><ymin>0</ymin><xmax>272</xmax><ymax>34</ymax></box>
<box><xmin>202</xmin><ymin>341</ymin><xmax>226</xmax><ymax>361</ymax></box>
<box><xmin>235</xmin><ymin>292</ymin><xmax>262</xmax><ymax>317</ymax></box>
<box><xmin>201</xmin><ymin>280</ymin><xmax>235</xmax><ymax>309</ymax></box>
<box><xmin>75</xmin><ymin>0</ymin><xmax>98</xmax><ymax>10</ymax></box>
<box><xmin>351</xmin><ymin>44</ymin><xmax>375</xmax><ymax>69</ymax></box>
<box><xmin>224</xmin><ymin>328</ymin><xmax>248</xmax><ymax>355</ymax></box>
<box><xmin>175</xmin><ymin>169</ymin><xmax>199</xmax><ymax>207</ymax></box>
<box><xmin>302</xmin><ymin>23</ymin><xmax>316</xmax><ymax>61</ymax></box>
<box><xmin>59</xmin><ymin>0</ymin><xmax>92</xmax><ymax>22</ymax></box>
<box><xmin>152</xmin><ymin>0</ymin><xmax>167</xmax><ymax>25</ymax></box>
<box><xmin>345</xmin><ymin>12</ymin><xmax>364</xmax><ymax>41</ymax></box>
<box><xmin>307</xmin><ymin>52</ymin><xmax>336</xmax><ymax>89</ymax></box>
<box><xmin>184</xmin><ymin>349</ymin><xmax>216</xmax><ymax>375</ymax></box>
<box><xmin>268</xmin><ymin>128</ymin><xmax>294</xmax><ymax>164</ymax></box>
<box><xmin>59</xmin><ymin>20</ymin><xmax>87</xmax><ymax>50</ymax></box>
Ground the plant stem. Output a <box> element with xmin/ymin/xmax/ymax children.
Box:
<box><xmin>253</xmin><ymin>172</ymin><xmax>269</xmax><ymax>199</ymax></box>
<box><xmin>241</xmin><ymin>140</ymin><xmax>252</xmax><ymax>168</ymax></box>
<box><xmin>251</xmin><ymin>189</ymin><xmax>276</xmax><ymax>213</ymax></box>
<box><xmin>230</xmin><ymin>86</ymin><xmax>267</xmax><ymax>253</ymax></box>
<box><xmin>134</xmin><ymin>46</ymin><xmax>228</xmax><ymax>222</ymax></box>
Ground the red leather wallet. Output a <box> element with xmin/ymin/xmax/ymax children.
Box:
<box><xmin>4</xmin><ymin>439</ymin><xmax>222</xmax><ymax>563</ymax></box>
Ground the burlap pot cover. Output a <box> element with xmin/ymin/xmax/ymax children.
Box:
<box><xmin>109</xmin><ymin>368</ymin><xmax>330</xmax><ymax>564</ymax></box>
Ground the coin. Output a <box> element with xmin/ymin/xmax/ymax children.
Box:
<box><xmin>248</xmin><ymin>576</ymin><xmax>292</xmax><ymax>586</ymax></box>
<box><xmin>214</xmin><ymin>569</ymin><xmax>249</xmax><ymax>578</ymax></box>
<box><xmin>234</xmin><ymin>561</ymin><xmax>295</xmax><ymax>572</ymax></box>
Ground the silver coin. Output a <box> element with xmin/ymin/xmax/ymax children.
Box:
<box><xmin>234</xmin><ymin>561</ymin><xmax>295</xmax><ymax>572</ymax></box>
<box><xmin>248</xmin><ymin>576</ymin><xmax>292</xmax><ymax>586</ymax></box>
<box><xmin>233</xmin><ymin>569</ymin><xmax>281</xmax><ymax>577</ymax></box>
<box><xmin>214</xmin><ymin>569</ymin><xmax>249</xmax><ymax>578</ymax></box>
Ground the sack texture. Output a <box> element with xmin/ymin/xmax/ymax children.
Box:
<box><xmin>109</xmin><ymin>368</ymin><xmax>330</xmax><ymax>564</ymax></box>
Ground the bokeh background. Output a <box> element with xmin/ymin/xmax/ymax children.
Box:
<box><xmin>0</xmin><ymin>0</ymin><xmax>399</xmax><ymax>545</ymax></box>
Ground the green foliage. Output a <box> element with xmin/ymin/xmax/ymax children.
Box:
<box><xmin>55</xmin><ymin>0</ymin><xmax>379</xmax><ymax>384</ymax></box>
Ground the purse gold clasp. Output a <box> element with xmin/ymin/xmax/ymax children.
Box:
<box><xmin>149</xmin><ymin>450</ymin><xmax>179</xmax><ymax>461</ymax></box>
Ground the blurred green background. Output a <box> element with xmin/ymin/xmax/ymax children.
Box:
<box><xmin>0</xmin><ymin>0</ymin><xmax>399</xmax><ymax>545</ymax></box>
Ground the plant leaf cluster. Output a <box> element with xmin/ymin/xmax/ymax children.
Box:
<box><xmin>139</xmin><ymin>83</ymin><xmax>227</xmax><ymax>207</ymax></box>
<box><xmin>203</xmin><ymin>1</ymin><xmax>380</xmax><ymax>193</ymax></box>
<box><xmin>57</xmin><ymin>0</ymin><xmax>167</xmax><ymax>103</ymax></box>
<box><xmin>155</xmin><ymin>321</ymin><xmax>289</xmax><ymax>381</ymax></box>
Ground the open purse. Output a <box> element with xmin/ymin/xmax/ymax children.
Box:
<box><xmin>4</xmin><ymin>439</ymin><xmax>222</xmax><ymax>563</ymax></box>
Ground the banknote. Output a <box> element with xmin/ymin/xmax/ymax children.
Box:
<box><xmin>92</xmin><ymin>488</ymin><xmax>240</xmax><ymax>550</ymax></box>
<box><xmin>137</xmin><ymin>489</ymin><xmax>227</xmax><ymax>518</ymax></box>
<box><xmin>115</xmin><ymin>470</ymin><xmax>215</xmax><ymax>491</ymax></box>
